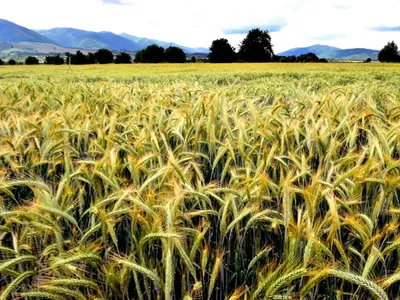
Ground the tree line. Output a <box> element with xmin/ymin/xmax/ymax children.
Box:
<box><xmin>1</xmin><ymin>28</ymin><xmax>399</xmax><ymax>65</ymax></box>
<box><xmin>208</xmin><ymin>28</ymin><xmax>399</xmax><ymax>63</ymax></box>
<box><xmin>0</xmin><ymin>46</ymin><xmax>193</xmax><ymax>65</ymax></box>
<box><xmin>66</xmin><ymin>46</ymin><xmax>190</xmax><ymax>64</ymax></box>
<box><xmin>208</xmin><ymin>29</ymin><xmax>327</xmax><ymax>63</ymax></box>
<box><xmin>0</xmin><ymin>58</ymin><xmax>17</xmax><ymax>65</ymax></box>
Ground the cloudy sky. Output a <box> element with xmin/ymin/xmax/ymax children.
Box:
<box><xmin>2</xmin><ymin>0</ymin><xmax>400</xmax><ymax>52</ymax></box>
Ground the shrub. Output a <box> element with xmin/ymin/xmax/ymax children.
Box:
<box><xmin>134</xmin><ymin>50</ymin><xmax>143</xmax><ymax>63</ymax></box>
<box><xmin>115</xmin><ymin>52</ymin><xmax>132</xmax><ymax>64</ymax></box>
<box><xmin>87</xmin><ymin>53</ymin><xmax>96</xmax><ymax>64</ymax></box>
<box><xmin>45</xmin><ymin>54</ymin><xmax>65</xmax><ymax>65</ymax></box>
<box><xmin>297</xmin><ymin>53</ymin><xmax>319</xmax><ymax>63</ymax></box>
<box><xmin>25</xmin><ymin>56</ymin><xmax>39</xmax><ymax>65</ymax></box>
<box><xmin>70</xmin><ymin>51</ymin><xmax>88</xmax><ymax>65</ymax></box>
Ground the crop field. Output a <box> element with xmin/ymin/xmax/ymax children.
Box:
<box><xmin>1</xmin><ymin>63</ymin><xmax>400</xmax><ymax>299</ymax></box>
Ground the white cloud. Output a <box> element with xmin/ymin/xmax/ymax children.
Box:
<box><xmin>1</xmin><ymin>0</ymin><xmax>400</xmax><ymax>52</ymax></box>
<box><xmin>101</xmin><ymin>0</ymin><xmax>129</xmax><ymax>4</ymax></box>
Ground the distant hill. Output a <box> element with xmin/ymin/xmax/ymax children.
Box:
<box><xmin>0</xmin><ymin>19</ymin><xmax>56</xmax><ymax>44</ymax></box>
<box><xmin>278</xmin><ymin>45</ymin><xmax>341</xmax><ymax>58</ymax></box>
<box><xmin>36</xmin><ymin>28</ymin><xmax>208</xmax><ymax>54</ymax></box>
<box><xmin>332</xmin><ymin>48</ymin><xmax>380</xmax><ymax>61</ymax></box>
<box><xmin>278</xmin><ymin>44</ymin><xmax>379</xmax><ymax>60</ymax></box>
<box><xmin>120</xmin><ymin>33</ymin><xmax>208</xmax><ymax>54</ymax></box>
<box><xmin>0</xmin><ymin>19</ymin><xmax>208</xmax><ymax>54</ymax></box>
<box><xmin>37</xmin><ymin>28</ymin><xmax>141</xmax><ymax>51</ymax></box>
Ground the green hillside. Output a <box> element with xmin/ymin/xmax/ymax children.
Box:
<box><xmin>0</xmin><ymin>19</ymin><xmax>56</xmax><ymax>44</ymax></box>
<box><xmin>278</xmin><ymin>44</ymin><xmax>379</xmax><ymax>60</ymax></box>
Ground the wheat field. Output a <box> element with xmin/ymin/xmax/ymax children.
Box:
<box><xmin>1</xmin><ymin>63</ymin><xmax>400</xmax><ymax>299</ymax></box>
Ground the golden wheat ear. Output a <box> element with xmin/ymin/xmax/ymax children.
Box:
<box><xmin>1</xmin><ymin>63</ymin><xmax>398</xmax><ymax>299</ymax></box>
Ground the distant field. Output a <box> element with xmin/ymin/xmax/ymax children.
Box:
<box><xmin>1</xmin><ymin>62</ymin><xmax>400</xmax><ymax>79</ymax></box>
<box><xmin>1</xmin><ymin>63</ymin><xmax>400</xmax><ymax>299</ymax></box>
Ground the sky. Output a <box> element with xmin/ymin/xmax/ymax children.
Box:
<box><xmin>2</xmin><ymin>0</ymin><xmax>400</xmax><ymax>52</ymax></box>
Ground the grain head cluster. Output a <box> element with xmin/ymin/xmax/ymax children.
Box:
<box><xmin>0</xmin><ymin>64</ymin><xmax>400</xmax><ymax>299</ymax></box>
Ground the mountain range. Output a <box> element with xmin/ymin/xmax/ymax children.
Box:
<box><xmin>0</xmin><ymin>19</ymin><xmax>208</xmax><ymax>59</ymax></box>
<box><xmin>278</xmin><ymin>45</ymin><xmax>379</xmax><ymax>61</ymax></box>
<box><xmin>119</xmin><ymin>33</ymin><xmax>207</xmax><ymax>54</ymax></box>
<box><xmin>0</xmin><ymin>19</ymin><xmax>380</xmax><ymax>61</ymax></box>
<box><xmin>37</xmin><ymin>28</ymin><xmax>140</xmax><ymax>51</ymax></box>
<box><xmin>0</xmin><ymin>19</ymin><xmax>54</xmax><ymax>44</ymax></box>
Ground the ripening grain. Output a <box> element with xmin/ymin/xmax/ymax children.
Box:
<box><xmin>1</xmin><ymin>63</ymin><xmax>400</xmax><ymax>299</ymax></box>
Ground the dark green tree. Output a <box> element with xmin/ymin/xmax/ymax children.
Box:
<box><xmin>8</xmin><ymin>59</ymin><xmax>16</xmax><ymax>65</ymax></box>
<box><xmin>70</xmin><ymin>51</ymin><xmax>88</xmax><ymax>65</ymax></box>
<box><xmin>238</xmin><ymin>28</ymin><xmax>274</xmax><ymax>62</ymax></box>
<box><xmin>134</xmin><ymin>50</ymin><xmax>143</xmax><ymax>63</ymax></box>
<box><xmin>25</xmin><ymin>56</ymin><xmax>39</xmax><ymax>65</ymax></box>
<box><xmin>115</xmin><ymin>52</ymin><xmax>132</xmax><ymax>64</ymax></box>
<box><xmin>0</xmin><ymin>59</ymin><xmax>3</xmax><ymax>65</ymax></box>
<box><xmin>208</xmin><ymin>38</ymin><xmax>236</xmax><ymax>63</ymax></box>
<box><xmin>365</xmin><ymin>58</ymin><xmax>372</xmax><ymax>63</ymax></box>
<box><xmin>378</xmin><ymin>41</ymin><xmax>400</xmax><ymax>62</ymax></box>
<box><xmin>95</xmin><ymin>48</ymin><xmax>114</xmax><ymax>64</ymax></box>
<box><xmin>165</xmin><ymin>46</ymin><xmax>186</xmax><ymax>63</ymax></box>
<box><xmin>45</xmin><ymin>54</ymin><xmax>65</xmax><ymax>65</ymax></box>
<box><xmin>55</xmin><ymin>54</ymin><xmax>65</xmax><ymax>65</ymax></box>
<box><xmin>141</xmin><ymin>44</ymin><xmax>165</xmax><ymax>63</ymax></box>
<box><xmin>276</xmin><ymin>55</ymin><xmax>296</xmax><ymax>63</ymax></box>
<box><xmin>190</xmin><ymin>56</ymin><xmax>197</xmax><ymax>63</ymax></box>
<box><xmin>87</xmin><ymin>53</ymin><xmax>96</xmax><ymax>64</ymax></box>
<box><xmin>297</xmin><ymin>52</ymin><xmax>319</xmax><ymax>62</ymax></box>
